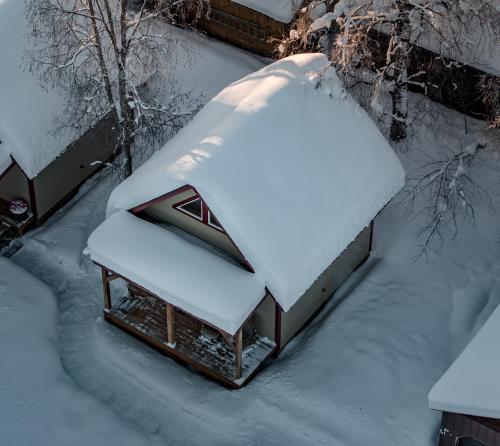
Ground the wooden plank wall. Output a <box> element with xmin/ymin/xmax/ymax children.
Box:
<box><xmin>198</xmin><ymin>0</ymin><xmax>288</xmax><ymax>57</ymax></box>
<box><xmin>438</xmin><ymin>411</ymin><xmax>500</xmax><ymax>446</ymax></box>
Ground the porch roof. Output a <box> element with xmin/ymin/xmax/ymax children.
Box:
<box><xmin>85</xmin><ymin>211</ymin><xmax>266</xmax><ymax>335</ymax></box>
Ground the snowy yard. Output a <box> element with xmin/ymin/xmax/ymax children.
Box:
<box><xmin>1</xmin><ymin>28</ymin><xmax>500</xmax><ymax>446</ymax></box>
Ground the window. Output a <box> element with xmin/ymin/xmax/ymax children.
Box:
<box><xmin>173</xmin><ymin>195</ymin><xmax>224</xmax><ymax>232</ymax></box>
<box><xmin>176</xmin><ymin>197</ymin><xmax>203</xmax><ymax>221</ymax></box>
<box><xmin>208</xmin><ymin>212</ymin><xmax>223</xmax><ymax>231</ymax></box>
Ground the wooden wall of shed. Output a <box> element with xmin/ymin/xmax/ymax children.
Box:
<box><xmin>280</xmin><ymin>223</ymin><xmax>372</xmax><ymax>346</ymax></box>
<box><xmin>368</xmin><ymin>31</ymin><xmax>497</xmax><ymax>119</ymax></box>
<box><xmin>32</xmin><ymin>114</ymin><xmax>117</xmax><ymax>220</ymax></box>
<box><xmin>143</xmin><ymin>187</ymin><xmax>246</xmax><ymax>262</ymax></box>
<box><xmin>253</xmin><ymin>294</ymin><xmax>276</xmax><ymax>342</ymax></box>
<box><xmin>0</xmin><ymin>164</ymin><xmax>30</xmax><ymax>205</ymax></box>
<box><xmin>198</xmin><ymin>0</ymin><xmax>288</xmax><ymax>57</ymax></box>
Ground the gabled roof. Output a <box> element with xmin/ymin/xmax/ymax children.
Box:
<box><xmin>0</xmin><ymin>0</ymin><xmax>79</xmax><ymax>180</ymax></box>
<box><xmin>107</xmin><ymin>53</ymin><xmax>406</xmax><ymax>312</ymax></box>
<box><xmin>232</xmin><ymin>0</ymin><xmax>305</xmax><ymax>23</ymax></box>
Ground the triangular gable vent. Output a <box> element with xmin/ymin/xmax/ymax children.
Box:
<box><xmin>173</xmin><ymin>195</ymin><xmax>224</xmax><ymax>232</ymax></box>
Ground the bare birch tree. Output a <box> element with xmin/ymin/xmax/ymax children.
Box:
<box><xmin>26</xmin><ymin>0</ymin><xmax>199</xmax><ymax>178</ymax></box>
<box><xmin>279</xmin><ymin>0</ymin><xmax>500</xmax><ymax>142</ymax></box>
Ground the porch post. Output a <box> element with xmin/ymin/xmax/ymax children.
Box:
<box><xmin>101</xmin><ymin>268</ymin><xmax>111</xmax><ymax>311</ymax></box>
<box><xmin>167</xmin><ymin>303</ymin><xmax>175</xmax><ymax>346</ymax></box>
<box><xmin>273</xmin><ymin>299</ymin><xmax>282</xmax><ymax>357</ymax></box>
<box><xmin>234</xmin><ymin>328</ymin><xmax>243</xmax><ymax>380</ymax></box>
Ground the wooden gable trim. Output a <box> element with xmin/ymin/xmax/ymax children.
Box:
<box><xmin>130</xmin><ymin>183</ymin><xmax>256</xmax><ymax>274</ymax></box>
<box><xmin>130</xmin><ymin>184</ymin><xmax>194</xmax><ymax>214</ymax></box>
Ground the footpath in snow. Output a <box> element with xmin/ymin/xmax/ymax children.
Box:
<box><xmin>1</xmin><ymin>22</ymin><xmax>499</xmax><ymax>446</ymax></box>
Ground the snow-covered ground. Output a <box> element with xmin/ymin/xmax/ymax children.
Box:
<box><xmin>1</xmin><ymin>29</ymin><xmax>499</xmax><ymax>446</ymax></box>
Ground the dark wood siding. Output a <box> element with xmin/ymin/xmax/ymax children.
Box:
<box><xmin>32</xmin><ymin>114</ymin><xmax>117</xmax><ymax>221</ymax></box>
<box><xmin>198</xmin><ymin>0</ymin><xmax>289</xmax><ymax>56</ymax></box>
<box><xmin>437</xmin><ymin>411</ymin><xmax>500</xmax><ymax>446</ymax></box>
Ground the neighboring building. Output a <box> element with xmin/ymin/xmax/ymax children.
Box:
<box><xmin>85</xmin><ymin>53</ymin><xmax>405</xmax><ymax>388</ymax></box>
<box><xmin>198</xmin><ymin>0</ymin><xmax>304</xmax><ymax>56</ymax></box>
<box><xmin>429</xmin><ymin>305</ymin><xmax>500</xmax><ymax>446</ymax></box>
<box><xmin>0</xmin><ymin>0</ymin><xmax>116</xmax><ymax>236</ymax></box>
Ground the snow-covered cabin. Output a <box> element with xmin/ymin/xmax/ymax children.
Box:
<box><xmin>198</xmin><ymin>0</ymin><xmax>305</xmax><ymax>56</ymax></box>
<box><xmin>85</xmin><ymin>53</ymin><xmax>405</xmax><ymax>387</ymax></box>
<box><xmin>429</xmin><ymin>306</ymin><xmax>500</xmax><ymax>446</ymax></box>
<box><xmin>0</xmin><ymin>0</ymin><xmax>116</xmax><ymax>235</ymax></box>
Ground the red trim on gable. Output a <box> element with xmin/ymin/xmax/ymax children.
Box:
<box><xmin>202</xmin><ymin>199</ymin><xmax>209</xmax><ymax>225</ymax></box>
<box><xmin>130</xmin><ymin>185</ymin><xmax>194</xmax><ymax>214</ymax></box>
<box><xmin>130</xmin><ymin>184</ymin><xmax>256</xmax><ymax>274</ymax></box>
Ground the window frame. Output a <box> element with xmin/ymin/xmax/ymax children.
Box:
<box><xmin>174</xmin><ymin>196</ymin><xmax>204</xmax><ymax>222</ymax></box>
<box><xmin>173</xmin><ymin>194</ymin><xmax>225</xmax><ymax>233</ymax></box>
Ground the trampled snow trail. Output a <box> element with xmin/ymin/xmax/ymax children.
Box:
<box><xmin>4</xmin><ymin>52</ymin><xmax>500</xmax><ymax>446</ymax></box>
<box><xmin>10</xmin><ymin>141</ymin><xmax>500</xmax><ymax>446</ymax></box>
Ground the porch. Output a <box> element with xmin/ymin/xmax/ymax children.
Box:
<box><xmin>87</xmin><ymin>211</ymin><xmax>278</xmax><ymax>387</ymax></box>
<box><xmin>102</xmin><ymin>274</ymin><xmax>276</xmax><ymax>388</ymax></box>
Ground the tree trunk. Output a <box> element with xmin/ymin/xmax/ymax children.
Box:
<box><xmin>387</xmin><ymin>0</ymin><xmax>410</xmax><ymax>141</ymax></box>
<box><xmin>390</xmin><ymin>68</ymin><xmax>408</xmax><ymax>141</ymax></box>
<box><xmin>118</xmin><ymin>0</ymin><xmax>134</xmax><ymax>179</ymax></box>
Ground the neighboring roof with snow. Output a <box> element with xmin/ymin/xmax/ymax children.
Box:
<box><xmin>0</xmin><ymin>0</ymin><xmax>78</xmax><ymax>179</ymax></box>
<box><xmin>107</xmin><ymin>53</ymin><xmax>406</xmax><ymax>312</ymax></box>
<box><xmin>429</xmin><ymin>307</ymin><xmax>500</xmax><ymax>418</ymax></box>
<box><xmin>429</xmin><ymin>306</ymin><xmax>500</xmax><ymax>419</ymax></box>
<box><xmin>232</xmin><ymin>0</ymin><xmax>304</xmax><ymax>23</ymax></box>
<box><xmin>86</xmin><ymin>211</ymin><xmax>266</xmax><ymax>335</ymax></box>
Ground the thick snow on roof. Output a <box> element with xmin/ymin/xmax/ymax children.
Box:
<box><xmin>0</xmin><ymin>0</ymin><xmax>77</xmax><ymax>179</ymax></box>
<box><xmin>86</xmin><ymin>211</ymin><xmax>266</xmax><ymax>334</ymax></box>
<box><xmin>232</xmin><ymin>0</ymin><xmax>304</xmax><ymax>23</ymax></box>
<box><xmin>108</xmin><ymin>53</ymin><xmax>405</xmax><ymax>312</ymax></box>
<box><xmin>429</xmin><ymin>305</ymin><xmax>500</xmax><ymax>418</ymax></box>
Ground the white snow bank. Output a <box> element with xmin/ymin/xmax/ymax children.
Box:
<box><xmin>0</xmin><ymin>257</ymin><xmax>162</xmax><ymax>446</ymax></box>
<box><xmin>86</xmin><ymin>211</ymin><xmax>266</xmax><ymax>334</ymax></box>
<box><xmin>0</xmin><ymin>0</ymin><xmax>79</xmax><ymax>179</ymax></box>
<box><xmin>232</xmin><ymin>0</ymin><xmax>304</xmax><ymax>23</ymax></box>
<box><xmin>107</xmin><ymin>53</ymin><xmax>405</xmax><ymax>312</ymax></box>
<box><xmin>429</xmin><ymin>305</ymin><xmax>500</xmax><ymax>418</ymax></box>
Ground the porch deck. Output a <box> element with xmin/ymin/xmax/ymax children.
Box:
<box><xmin>0</xmin><ymin>197</ymin><xmax>34</xmax><ymax>236</ymax></box>
<box><xmin>105</xmin><ymin>289</ymin><xmax>275</xmax><ymax>388</ymax></box>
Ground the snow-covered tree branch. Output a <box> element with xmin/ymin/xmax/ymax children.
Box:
<box><xmin>279</xmin><ymin>0</ymin><xmax>500</xmax><ymax>141</ymax></box>
<box><xmin>278</xmin><ymin>0</ymin><xmax>500</xmax><ymax>252</ymax></box>
<box><xmin>27</xmin><ymin>0</ymin><xmax>200</xmax><ymax>178</ymax></box>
